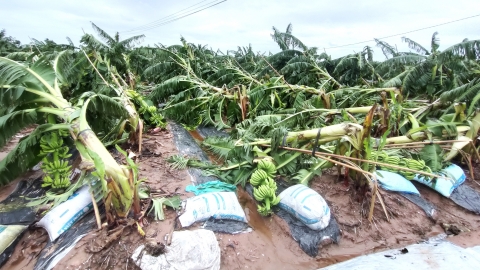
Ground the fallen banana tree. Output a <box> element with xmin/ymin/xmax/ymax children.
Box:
<box><xmin>168</xmin><ymin>104</ymin><xmax>479</xmax><ymax>221</ymax></box>
<box><xmin>0</xmin><ymin>55</ymin><xmax>143</xmax><ymax>225</ymax></box>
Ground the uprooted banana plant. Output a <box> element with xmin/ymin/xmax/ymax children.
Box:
<box><xmin>0</xmin><ymin>55</ymin><xmax>144</xmax><ymax>226</ymax></box>
<box><xmin>168</xmin><ymin>95</ymin><xmax>479</xmax><ymax>221</ymax></box>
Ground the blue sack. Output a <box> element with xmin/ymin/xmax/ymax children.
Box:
<box><xmin>185</xmin><ymin>180</ymin><xmax>237</xmax><ymax>196</ymax></box>
<box><xmin>375</xmin><ymin>170</ymin><xmax>420</xmax><ymax>195</ymax></box>
<box><xmin>413</xmin><ymin>164</ymin><xmax>466</xmax><ymax>197</ymax></box>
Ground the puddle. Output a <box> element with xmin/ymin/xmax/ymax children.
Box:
<box><xmin>187</xmin><ymin>127</ymin><xmax>274</xmax><ymax>243</ymax></box>
<box><xmin>180</xmin><ymin>125</ymin><xmax>275</xmax><ymax>243</ymax></box>
<box><xmin>237</xmin><ymin>187</ymin><xmax>273</xmax><ymax>243</ymax></box>
<box><xmin>188</xmin><ymin>130</ymin><xmax>204</xmax><ymax>142</ymax></box>
<box><xmin>187</xmin><ymin>130</ymin><xmax>223</xmax><ymax>165</ymax></box>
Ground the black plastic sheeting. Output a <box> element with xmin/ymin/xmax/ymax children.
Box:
<box><xmin>169</xmin><ymin>122</ymin><xmax>219</xmax><ymax>185</ymax></box>
<box><xmin>400</xmin><ymin>193</ymin><xmax>437</xmax><ymax>219</ymax></box>
<box><xmin>246</xmin><ymin>182</ymin><xmax>341</xmax><ymax>257</ymax></box>
<box><xmin>0</xmin><ymin>227</ymin><xmax>27</xmax><ymax>268</ymax></box>
<box><xmin>0</xmin><ymin>178</ymin><xmax>44</xmax><ymax>268</ymax></box>
<box><xmin>450</xmin><ymin>184</ymin><xmax>480</xmax><ymax>215</ymax></box>
<box><xmin>34</xmin><ymin>210</ymin><xmax>101</xmax><ymax>270</ymax></box>
<box><xmin>202</xmin><ymin>218</ymin><xmax>251</xmax><ymax>234</ymax></box>
<box><xmin>276</xmin><ymin>208</ymin><xmax>341</xmax><ymax>257</ymax></box>
<box><xmin>0</xmin><ymin>177</ymin><xmax>45</xmax><ymax>225</ymax></box>
<box><xmin>0</xmin><ymin>149</ymin><xmax>80</xmax><ymax>225</ymax></box>
<box><xmin>196</xmin><ymin>126</ymin><xmax>229</xmax><ymax>138</ymax></box>
<box><xmin>0</xmin><ymin>149</ymin><xmax>99</xmax><ymax>270</ymax></box>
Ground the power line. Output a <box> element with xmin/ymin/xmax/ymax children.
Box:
<box><xmin>130</xmin><ymin>0</ymin><xmax>227</xmax><ymax>32</ymax></box>
<box><xmin>323</xmin><ymin>13</ymin><xmax>480</xmax><ymax>50</ymax></box>
<box><xmin>121</xmin><ymin>0</ymin><xmax>227</xmax><ymax>33</ymax></box>
<box><xmin>121</xmin><ymin>0</ymin><xmax>211</xmax><ymax>33</ymax></box>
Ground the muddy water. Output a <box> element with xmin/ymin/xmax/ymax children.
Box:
<box><xmin>189</xmin><ymin>129</ymin><xmax>274</xmax><ymax>242</ymax></box>
<box><xmin>188</xmin><ymin>130</ymin><xmax>204</xmax><ymax>142</ymax></box>
<box><xmin>237</xmin><ymin>187</ymin><xmax>273</xmax><ymax>243</ymax></box>
<box><xmin>187</xmin><ymin>130</ymin><xmax>224</xmax><ymax>165</ymax></box>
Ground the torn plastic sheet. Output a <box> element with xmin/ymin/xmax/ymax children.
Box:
<box><xmin>399</xmin><ymin>193</ymin><xmax>437</xmax><ymax>219</ymax></box>
<box><xmin>0</xmin><ymin>178</ymin><xmax>46</xmax><ymax>268</ymax></box>
<box><xmin>0</xmin><ymin>151</ymin><xmax>82</xmax><ymax>268</ymax></box>
<box><xmin>0</xmin><ymin>177</ymin><xmax>45</xmax><ymax>225</ymax></box>
<box><xmin>202</xmin><ymin>217</ymin><xmax>252</xmax><ymax>234</ymax></box>
<box><xmin>369</xmin><ymin>171</ymin><xmax>437</xmax><ymax>219</ymax></box>
<box><xmin>0</xmin><ymin>149</ymin><xmax>80</xmax><ymax>226</ymax></box>
<box><xmin>276</xmin><ymin>208</ymin><xmax>341</xmax><ymax>257</ymax></box>
<box><xmin>450</xmin><ymin>184</ymin><xmax>480</xmax><ymax>215</ymax></box>
<box><xmin>246</xmin><ymin>182</ymin><xmax>341</xmax><ymax>257</ymax></box>
<box><xmin>322</xmin><ymin>234</ymin><xmax>480</xmax><ymax>270</ymax></box>
<box><xmin>0</xmin><ymin>225</ymin><xmax>28</xmax><ymax>268</ymax></box>
<box><xmin>196</xmin><ymin>125</ymin><xmax>229</xmax><ymax>138</ymax></box>
<box><xmin>34</xmin><ymin>210</ymin><xmax>101</xmax><ymax>270</ymax></box>
<box><xmin>170</xmin><ymin>122</ymin><xmax>218</xmax><ymax>185</ymax></box>
<box><xmin>170</xmin><ymin>122</ymin><xmax>251</xmax><ymax>234</ymax></box>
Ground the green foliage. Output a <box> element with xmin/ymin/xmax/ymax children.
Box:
<box><xmin>2</xmin><ymin>23</ymin><xmax>480</xmax><ymax>221</ymax></box>
<box><xmin>419</xmin><ymin>144</ymin><xmax>446</xmax><ymax>172</ymax></box>
<box><xmin>148</xmin><ymin>196</ymin><xmax>181</xmax><ymax>221</ymax></box>
<box><xmin>0</xmin><ymin>124</ymin><xmax>60</xmax><ymax>186</ymax></box>
<box><xmin>0</xmin><ymin>30</ymin><xmax>22</xmax><ymax>56</ymax></box>
<box><xmin>0</xmin><ymin>109</ymin><xmax>38</xmax><ymax>148</ymax></box>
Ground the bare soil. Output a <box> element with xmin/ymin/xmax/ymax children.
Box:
<box><xmin>1</xmin><ymin>126</ymin><xmax>480</xmax><ymax>270</ymax></box>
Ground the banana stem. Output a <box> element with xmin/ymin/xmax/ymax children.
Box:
<box><xmin>218</xmin><ymin>161</ymin><xmax>250</xmax><ymax>171</ymax></box>
<box><xmin>382</xmin><ymin>140</ymin><xmax>465</xmax><ymax>147</ymax></box>
<box><xmin>89</xmin><ymin>185</ymin><xmax>102</xmax><ymax>230</ymax></box>
<box><xmin>271</xmin><ymin>145</ymin><xmax>450</xmax><ymax>180</ymax></box>
<box><xmin>76</xmin><ymin>128</ymin><xmax>133</xmax><ymax>218</ymax></box>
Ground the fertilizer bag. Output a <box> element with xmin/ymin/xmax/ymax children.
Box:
<box><xmin>179</xmin><ymin>192</ymin><xmax>247</xmax><ymax>228</ymax></box>
<box><xmin>413</xmin><ymin>164</ymin><xmax>466</xmax><ymax>197</ymax></box>
<box><xmin>278</xmin><ymin>184</ymin><xmax>331</xmax><ymax>230</ymax></box>
<box><xmin>37</xmin><ymin>186</ymin><xmax>93</xmax><ymax>241</ymax></box>
<box><xmin>375</xmin><ymin>170</ymin><xmax>420</xmax><ymax>195</ymax></box>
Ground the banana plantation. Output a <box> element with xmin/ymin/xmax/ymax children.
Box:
<box><xmin>0</xmin><ymin>23</ymin><xmax>480</xmax><ymax>269</ymax></box>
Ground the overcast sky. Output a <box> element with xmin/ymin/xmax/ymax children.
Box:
<box><xmin>1</xmin><ymin>0</ymin><xmax>479</xmax><ymax>60</ymax></box>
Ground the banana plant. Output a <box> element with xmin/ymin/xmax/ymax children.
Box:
<box><xmin>0</xmin><ymin>55</ymin><xmax>140</xmax><ymax>223</ymax></box>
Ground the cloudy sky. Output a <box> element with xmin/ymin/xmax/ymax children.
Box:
<box><xmin>1</xmin><ymin>0</ymin><xmax>479</xmax><ymax>60</ymax></box>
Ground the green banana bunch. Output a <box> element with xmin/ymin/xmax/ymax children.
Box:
<box><xmin>249</xmin><ymin>159</ymin><xmax>281</xmax><ymax>216</ymax></box>
<box><xmin>257</xmin><ymin>159</ymin><xmax>276</xmax><ymax>178</ymax></box>
<box><xmin>42</xmin><ymin>174</ymin><xmax>71</xmax><ymax>189</ymax></box>
<box><xmin>39</xmin><ymin>131</ymin><xmax>73</xmax><ymax>190</ymax></box>
<box><xmin>147</xmin><ymin>106</ymin><xmax>157</xmax><ymax>114</ymax></box>
<box><xmin>40</xmin><ymin>133</ymin><xmax>63</xmax><ymax>153</ymax></box>
<box><xmin>250</xmin><ymin>169</ymin><xmax>270</xmax><ymax>186</ymax></box>
<box><xmin>249</xmin><ymin>159</ymin><xmax>277</xmax><ymax>186</ymax></box>
<box><xmin>41</xmin><ymin>159</ymin><xmax>72</xmax><ymax>173</ymax></box>
<box><xmin>252</xmin><ymin>177</ymin><xmax>280</xmax><ymax>216</ymax></box>
<box><xmin>371</xmin><ymin>151</ymin><xmax>433</xmax><ymax>180</ymax></box>
<box><xmin>253</xmin><ymin>185</ymin><xmax>275</xmax><ymax>201</ymax></box>
<box><xmin>127</xmin><ymin>89</ymin><xmax>167</xmax><ymax>128</ymax></box>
